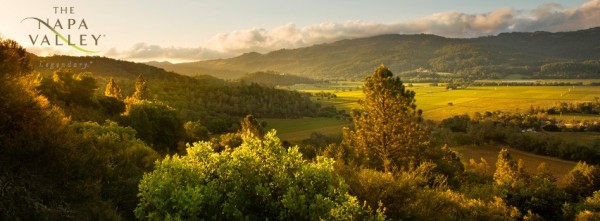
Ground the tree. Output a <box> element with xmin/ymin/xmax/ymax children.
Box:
<box><xmin>104</xmin><ymin>77</ymin><xmax>123</xmax><ymax>100</ymax></box>
<box><xmin>0</xmin><ymin>38</ymin><xmax>31</xmax><ymax>77</ymax></box>
<box><xmin>343</xmin><ymin>64</ymin><xmax>429</xmax><ymax>172</ymax></box>
<box><xmin>493</xmin><ymin>149</ymin><xmax>568</xmax><ymax>220</ymax></box>
<box><xmin>573</xmin><ymin>191</ymin><xmax>600</xmax><ymax>220</ymax></box>
<box><xmin>41</xmin><ymin>69</ymin><xmax>98</xmax><ymax>105</ymax></box>
<box><xmin>69</xmin><ymin>121</ymin><xmax>159</xmax><ymax>220</ymax></box>
<box><xmin>564</xmin><ymin>162</ymin><xmax>600</xmax><ymax>199</ymax></box>
<box><xmin>493</xmin><ymin>149</ymin><xmax>524</xmax><ymax>186</ymax></box>
<box><xmin>124</xmin><ymin>100</ymin><xmax>184</xmax><ymax>154</ymax></box>
<box><xmin>131</xmin><ymin>74</ymin><xmax>149</xmax><ymax>100</ymax></box>
<box><xmin>135</xmin><ymin>132</ymin><xmax>384</xmax><ymax>220</ymax></box>
<box><xmin>184</xmin><ymin>120</ymin><xmax>209</xmax><ymax>143</ymax></box>
<box><xmin>240</xmin><ymin>114</ymin><xmax>264</xmax><ymax>138</ymax></box>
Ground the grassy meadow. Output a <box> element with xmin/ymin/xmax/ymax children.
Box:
<box><xmin>291</xmin><ymin>82</ymin><xmax>600</xmax><ymax>121</ymax></box>
<box><xmin>262</xmin><ymin>117</ymin><xmax>351</xmax><ymax>142</ymax></box>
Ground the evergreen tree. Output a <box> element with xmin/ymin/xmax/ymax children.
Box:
<box><xmin>131</xmin><ymin>74</ymin><xmax>149</xmax><ymax>100</ymax></box>
<box><xmin>240</xmin><ymin>114</ymin><xmax>264</xmax><ymax>138</ymax></box>
<box><xmin>493</xmin><ymin>149</ymin><xmax>522</xmax><ymax>186</ymax></box>
<box><xmin>343</xmin><ymin>64</ymin><xmax>429</xmax><ymax>172</ymax></box>
<box><xmin>104</xmin><ymin>77</ymin><xmax>122</xmax><ymax>100</ymax></box>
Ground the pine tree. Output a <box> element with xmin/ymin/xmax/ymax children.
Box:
<box><xmin>343</xmin><ymin>64</ymin><xmax>429</xmax><ymax>172</ymax></box>
<box><xmin>131</xmin><ymin>74</ymin><xmax>149</xmax><ymax>100</ymax></box>
<box><xmin>104</xmin><ymin>77</ymin><xmax>122</xmax><ymax>100</ymax></box>
<box><xmin>493</xmin><ymin>149</ymin><xmax>524</xmax><ymax>186</ymax></box>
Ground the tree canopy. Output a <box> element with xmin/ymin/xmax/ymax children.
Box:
<box><xmin>135</xmin><ymin>132</ymin><xmax>384</xmax><ymax>220</ymax></box>
<box><xmin>344</xmin><ymin>64</ymin><xmax>429</xmax><ymax>172</ymax></box>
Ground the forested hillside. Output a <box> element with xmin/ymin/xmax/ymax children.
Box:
<box><xmin>149</xmin><ymin>27</ymin><xmax>600</xmax><ymax>80</ymax></box>
<box><xmin>237</xmin><ymin>71</ymin><xmax>321</xmax><ymax>86</ymax></box>
<box><xmin>31</xmin><ymin>55</ymin><xmax>335</xmax><ymax>133</ymax></box>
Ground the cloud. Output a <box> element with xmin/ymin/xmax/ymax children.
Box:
<box><xmin>103</xmin><ymin>0</ymin><xmax>600</xmax><ymax>62</ymax></box>
<box><xmin>202</xmin><ymin>0</ymin><xmax>600</xmax><ymax>55</ymax></box>
<box><xmin>102</xmin><ymin>43</ymin><xmax>235</xmax><ymax>62</ymax></box>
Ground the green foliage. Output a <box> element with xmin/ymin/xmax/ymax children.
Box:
<box><xmin>240</xmin><ymin>114</ymin><xmax>264</xmax><ymax>138</ymax></box>
<box><xmin>97</xmin><ymin>95</ymin><xmax>126</xmax><ymax>116</ymax></box>
<box><xmin>131</xmin><ymin>74</ymin><xmax>150</xmax><ymax>101</ymax></box>
<box><xmin>564</xmin><ymin>162</ymin><xmax>600</xmax><ymax>199</ymax></box>
<box><xmin>493</xmin><ymin>149</ymin><xmax>524</xmax><ymax>186</ymax></box>
<box><xmin>493</xmin><ymin>149</ymin><xmax>569</xmax><ymax>220</ymax></box>
<box><xmin>69</xmin><ymin>121</ymin><xmax>160</xmax><ymax>220</ymax></box>
<box><xmin>438</xmin><ymin>145</ymin><xmax>466</xmax><ymax>187</ymax></box>
<box><xmin>183</xmin><ymin>120</ymin><xmax>209</xmax><ymax>143</ymax></box>
<box><xmin>0</xmin><ymin>39</ymin><xmax>159</xmax><ymax>219</ymax></box>
<box><xmin>135</xmin><ymin>132</ymin><xmax>383</xmax><ymax>220</ymax></box>
<box><xmin>210</xmin><ymin>133</ymin><xmax>243</xmax><ymax>151</ymax></box>
<box><xmin>344</xmin><ymin>65</ymin><xmax>430</xmax><ymax>172</ymax></box>
<box><xmin>124</xmin><ymin>100</ymin><xmax>184</xmax><ymax>154</ymax></box>
<box><xmin>105</xmin><ymin>77</ymin><xmax>123</xmax><ymax>100</ymax></box>
<box><xmin>40</xmin><ymin>69</ymin><xmax>98</xmax><ymax>106</ymax></box>
<box><xmin>571</xmin><ymin>191</ymin><xmax>600</xmax><ymax>220</ymax></box>
<box><xmin>336</xmin><ymin>163</ymin><xmax>519</xmax><ymax>220</ymax></box>
<box><xmin>0</xmin><ymin>38</ymin><xmax>31</xmax><ymax>77</ymax></box>
<box><xmin>440</xmin><ymin>114</ymin><xmax>471</xmax><ymax>132</ymax></box>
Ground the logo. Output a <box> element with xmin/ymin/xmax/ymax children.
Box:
<box><xmin>21</xmin><ymin>6</ymin><xmax>105</xmax><ymax>53</ymax></box>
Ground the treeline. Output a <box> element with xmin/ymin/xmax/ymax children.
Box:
<box><xmin>237</xmin><ymin>70</ymin><xmax>321</xmax><ymax>86</ymax></box>
<box><xmin>471</xmin><ymin>81</ymin><xmax>589</xmax><ymax>86</ymax></box>
<box><xmin>536</xmin><ymin>60</ymin><xmax>600</xmax><ymax>79</ymax></box>
<box><xmin>151</xmin><ymin>80</ymin><xmax>332</xmax><ymax>133</ymax></box>
<box><xmin>435</xmin><ymin>111</ymin><xmax>600</xmax><ymax>163</ymax></box>
<box><xmin>545</xmin><ymin>100</ymin><xmax>600</xmax><ymax>115</ymax></box>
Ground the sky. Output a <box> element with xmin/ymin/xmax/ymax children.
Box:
<box><xmin>1</xmin><ymin>0</ymin><xmax>599</xmax><ymax>62</ymax></box>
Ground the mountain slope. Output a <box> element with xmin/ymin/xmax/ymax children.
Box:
<box><xmin>148</xmin><ymin>27</ymin><xmax>600</xmax><ymax>80</ymax></box>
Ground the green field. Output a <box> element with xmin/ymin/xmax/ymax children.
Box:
<box><xmin>293</xmin><ymin>83</ymin><xmax>600</xmax><ymax>121</ymax></box>
<box><xmin>262</xmin><ymin>117</ymin><xmax>351</xmax><ymax>142</ymax></box>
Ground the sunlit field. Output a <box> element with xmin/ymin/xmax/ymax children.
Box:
<box><xmin>262</xmin><ymin>117</ymin><xmax>351</xmax><ymax>142</ymax></box>
<box><xmin>292</xmin><ymin>83</ymin><xmax>600</xmax><ymax>121</ymax></box>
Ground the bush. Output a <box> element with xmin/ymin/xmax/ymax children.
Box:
<box><xmin>135</xmin><ymin>131</ymin><xmax>383</xmax><ymax>220</ymax></box>
<box><xmin>124</xmin><ymin>100</ymin><xmax>184</xmax><ymax>154</ymax></box>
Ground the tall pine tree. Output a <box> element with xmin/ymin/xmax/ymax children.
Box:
<box><xmin>344</xmin><ymin>64</ymin><xmax>430</xmax><ymax>172</ymax></box>
<box><xmin>104</xmin><ymin>77</ymin><xmax>122</xmax><ymax>100</ymax></box>
<box><xmin>131</xmin><ymin>74</ymin><xmax>149</xmax><ymax>101</ymax></box>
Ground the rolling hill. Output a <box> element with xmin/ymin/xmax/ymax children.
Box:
<box><xmin>147</xmin><ymin>27</ymin><xmax>600</xmax><ymax>80</ymax></box>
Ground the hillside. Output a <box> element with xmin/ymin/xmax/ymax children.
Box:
<box><xmin>29</xmin><ymin>55</ymin><xmax>334</xmax><ymax>133</ymax></box>
<box><xmin>148</xmin><ymin>27</ymin><xmax>600</xmax><ymax>80</ymax></box>
<box><xmin>238</xmin><ymin>71</ymin><xmax>321</xmax><ymax>86</ymax></box>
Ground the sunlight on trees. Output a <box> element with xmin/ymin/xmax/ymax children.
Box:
<box><xmin>343</xmin><ymin>64</ymin><xmax>430</xmax><ymax>172</ymax></box>
<box><xmin>135</xmin><ymin>131</ymin><xmax>384</xmax><ymax>220</ymax></box>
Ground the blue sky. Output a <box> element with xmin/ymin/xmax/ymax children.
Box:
<box><xmin>1</xmin><ymin>0</ymin><xmax>598</xmax><ymax>62</ymax></box>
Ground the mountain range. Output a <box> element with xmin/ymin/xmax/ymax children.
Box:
<box><xmin>147</xmin><ymin>27</ymin><xmax>600</xmax><ymax>80</ymax></box>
